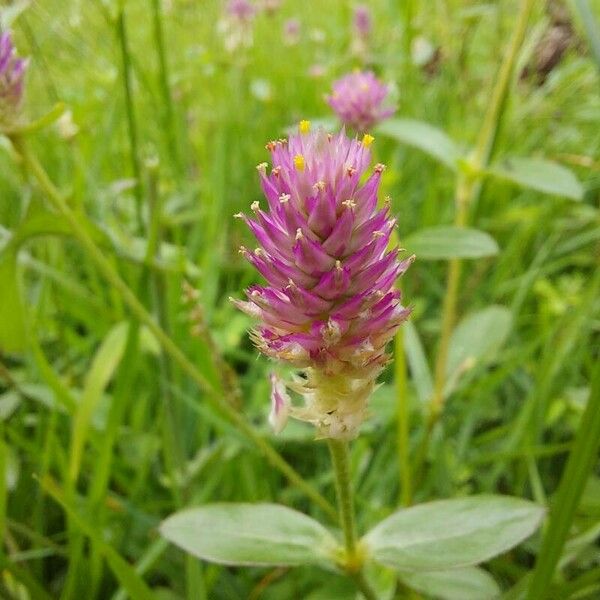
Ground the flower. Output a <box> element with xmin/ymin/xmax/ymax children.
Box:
<box><xmin>219</xmin><ymin>0</ymin><xmax>257</xmax><ymax>52</ymax></box>
<box><xmin>353</xmin><ymin>5</ymin><xmax>372</xmax><ymax>38</ymax></box>
<box><xmin>0</xmin><ymin>31</ymin><xmax>28</xmax><ymax>127</ymax></box>
<box><xmin>232</xmin><ymin>123</ymin><xmax>412</xmax><ymax>438</ymax></box>
<box><xmin>283</xmin><ymin>18</ymin><xmax>301</xmax><ymax>46</ymax></box>
<box><xmin>226</xmin><ymin>0</ymin><xmax>256</xmax><ymax>21</ymax></box>
<box><xmin>326</xmin><ymin>71</ymin><xmax>395</xmax><ymax>133</ymax></box>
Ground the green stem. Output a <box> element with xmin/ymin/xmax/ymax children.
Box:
<box><xmin>327</xmin><ymin>440</ymin><xmax>378</xmax><ymax>600</ymax></box>
<box><xmin>10</xmin><ymin>134</ymin><xmax>337</xmax><ymax>522</ymax></box>
<box><xmin>419</xmin><ymin>0</ymin><xmax>535</xmax><ymax>475</ymax></box>
<box><xmin>328</xmin><ymin>440</ymin><xmax>358</xmax><ymax>555</ymax></box>
<box><xmin>395</xmin><ymin>327</ymin><xmax>412</xmax><ymax>506</ymax></box>
<box><xmin>526</xmin><ymin>356</ymin><xmax>600</xmax><ymax>598</ymax></box>
<box><xmin>150</xmin><ymin>0</ymin><xmax>181</xmax><ymax>172</ymax></box>
<box><xmin>116</xmin><ymin>6</ymin><xmax>144</xmax><ymax>233</ymax></box>
<box><xmin>146</xmin><ymin>159</ymin><xmax>186</xmax><ymax>505</ymax></box>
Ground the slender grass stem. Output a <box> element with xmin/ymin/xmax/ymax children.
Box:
<box><xmin>146</xmin><ymin>159</ymin><xmax>186</xmax><ymax>506</ymax></box>
<box><xmin>150</xmin><ymin>0</ymin><xmax>181</xmax><ymax>172</ymax></box>
<box><xmin>526</xmin><ymin>339</ymin><xmax>600</xmax><ymax>599</ymax></box>
<box><xmin>394</xmin><ymin>327</ymin><xmax>411</xmax><ymax>506</ymax></box>
<box><xmin>10</xmin><ymin>135</ymin><xmax>337</xmax><ymax>522</ymax></box>
<box><xmin>418</xmin><ymin>0</ymin><xmax>535</xmax><ymax>479</ymax></box>
<box><xmin>327</xmin><ymin>439</ymin><xmax>378</xmax><ymax>600</ymax></box>
<box><xmin>116</xmin><ymin>7</ymin><xmax>144</xmax><ymax>233</ymax></box>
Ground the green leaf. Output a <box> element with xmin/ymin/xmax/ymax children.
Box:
<box><xmin>9</xmin><ymin>103</ymin><xmax>67</xmax><ymax>136</ymax></box>
<box><xmin>403</xmin><ymin>226</ymin><xmax>499</xmax><ymax>260</ymax></box>
<box><xmin>363</xmin><ymin>495</ymin><xmax>544</xmax><ymax>572</ymax></box>
<box><xmin>487</xmin><ymin>157</ymin><xmax>583</xmax><ymax>200</ymax></box>
<box><xmin>0</xmin><ymin>247</ymin><xmax>26</xmax><ymax>353</ymax></box>
<box><xmin>400</xmin><ymin>567</ymin><xmax>501</xmax><ymax>600</ymax></box>
<box><xmin>10</xmin><ymin>200</ymin><xmax>73</xmax><ymax>246</ymax></box>
<box><xmin>445</xmin><ymin>305</ymin><xmax>513</xmax><ymax>396</ymax></box>
<box><xmin>160</xmin><ymin>503</ymin><xmax>337</xmax><ymax>567</ymax></box>
<box><xmin>376</xmin><ymin>118</ymin><xmax>461</xmax><ymax>170</ymax></box>
<box><xmin>68</xmin><ymin>322</ymin><xmax>130</xmax><ymax>483</ymax></box>
<box><xmin>404</xmin><ymin>320</ymin><xmax>433</xmax><ymax>404</ymax></box>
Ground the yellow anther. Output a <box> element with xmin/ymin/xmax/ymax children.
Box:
<box><xmin>299</xmin><ymin>120</ymin><xmax>311</xmax><ymax>134</ymax></box>
<box><xmin>362</xmin><ymin>134</ymin><xmax>375</xmax><ymax>147</ymax></box>
<box><xmin>294</xmin><ymin>154</ymin><xmax>305</xmax><ymax>171</ymax></box>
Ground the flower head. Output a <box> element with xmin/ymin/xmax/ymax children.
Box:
<box><xmin>227</xmin><ymin>0</ymin><xmax>256</xmax><ymax>21</ymax></box>
<box><xmin>353</xmin><ymin>5</ymin><xmax>372</xmax><ymax>38</ymax></box>
<box><xmin>233</xmin><ymin>123</ymin><xmax>412</xmax><ymax>438</ymax></box>
<box><xmin>219</xmin><ymin>0</ymin><xmax>257</xmax><ymax>52</ymax></box>
<box><xmin>0</xmin><ymin>32</ymin><xmax>28</xmax><ymax>127</ymax></box>
<box><xmin>283</xmin><ymin>18</ymin><xmax>301</xmax><ymax>46</ymax></box>
<box><xmin>327</xmin><ymin>71</ymin><xmax>395</xmax><ymax>133</ymax></box>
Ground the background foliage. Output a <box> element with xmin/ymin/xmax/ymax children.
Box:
<box><xmin>0</xmin><ymin>0</ymin><xmax>599</xmax><ymax>598</ymax></box>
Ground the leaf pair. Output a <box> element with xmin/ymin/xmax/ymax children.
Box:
<box><xmin>160</xmin><ymin>495</ymin><xmax>544</xmax><ymax>597</ymax></box>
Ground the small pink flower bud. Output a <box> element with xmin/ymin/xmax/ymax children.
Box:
<box><xmin>327</xmin><ymin>71</ymin><xmax>396</xmax><ymax>133</ymax></box>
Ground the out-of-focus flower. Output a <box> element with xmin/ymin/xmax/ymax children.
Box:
<box><xmin>218</xmin><ymin>0</ymin><xmax>257</xmax><ymax>52</ymax></box>
<box><xmin>308</xmin><ymin>63</ymin><xmax>327</xmax><ymax>79</ymax></box>
<box><xmin>351</xmin><ymin>5</ymin><xmax>372</xmax><ymax>59</ymax></box>
<box><xmin>353</xmin><ymin>5</ymin><xmax>372</xmax><ymax>38</ymax></box>
<box><xmin>227</xmin><ymin>0</ymin><xmax>256</xmax><ymax>21</ymax></box>
<box><xmin>0</xmin><ymin>31</ymin><xmax>28</xmax><ymax>128</ymax></box>
<box><xmin>259</xmin><ymin>0</ymin><xmax>281</xmax><ymax>15</ymax></box>
<box><xmin>56</xmin><ymin>109</ymin><xmax>79</xmax><ymax>140</ymax></box>
<box><xmin>232</xmin><ymin>122</ymin><xmax>412</xmax><ymax>438</ymax></box>
<box><xmin>283</xmin><ymin>18</ymin><xmax>301</xmax><ymax>46</ymax></box>
<box><xmin>326</xmin><ymin>70</ymin><xmax>395</xmax><ymax>133</ymax></box>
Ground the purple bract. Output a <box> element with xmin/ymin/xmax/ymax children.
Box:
<box><xmin>327</xmin><ymin>71</ymin><xmax>395</xmax><ymax>133</ymax></box>
<box><xmin>232</xmin><ymin>123</ymin><xmax>412</xmax><ymax>438</ymax></box>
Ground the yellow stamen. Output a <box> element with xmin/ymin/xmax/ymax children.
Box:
<box><xmin>294</xmin><ymin>154</ymin><xmax>305</xmax><ymax>171</ymax></box>
<box><xmin>362</xmin><ymin>134</ymin><xmax>375</xmax><ymax>147</ymax></box>
<box><xmin>299</xmin><ymin>120</ymin><xmax>311</xmax><ymax>134</ymax></box>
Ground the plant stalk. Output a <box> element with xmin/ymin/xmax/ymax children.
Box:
<box><xmin>328</xmin><ymin>439</ymin><xmax>378</xmax><ymax>600</ymax></box>
<box><xmin>421</xmin><ymin>0</ymin><xmax>535</xmax><ymax>471</ymax></box>
<box><xmin>116</xmin><ymin>7</ymin><xmax>144</xmax><ymax>233</ymax></box>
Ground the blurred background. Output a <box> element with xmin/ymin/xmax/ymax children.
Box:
<box><xmin>0</xmin><ymin>0</ymin><xmax>599</xmax><ymax>598</ymax></box>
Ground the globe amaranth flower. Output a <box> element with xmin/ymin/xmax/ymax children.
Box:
<box><xmin>0</xmin><ymin>31</ymin><xmax>28</xmax><ymax>128</ymax></box>
<box><xmin>351</xmin><ymin>5</ymin><xmax>372</xmax><ymax>59</ymax></box>
<box><xmin>232</xmin><ymin>122</ymin><xmax>413</xmax><ymax>439</ymax></box>
<box><xmin>218</xmin><ymin>0</ymin><xmax>257</xmax><ymax>52</ymax></box>
<box><xmin>353</xmin><ymin>5</ymin><xmax>372</xmax><ymax>39</ymax></box>
<box><xmin>227</xmin><ymin>0</ymin><xmax>256</xmax><ymax>21</ymax></box>
<box><xmin>283</xmin><ymin>18</ymin><xmax>301</xmax><ymax>46</ymax></box>
<box><xmin>327</xmin><ymin>71</ymin><xmax>395</xmax><ymax>134</ymax></box>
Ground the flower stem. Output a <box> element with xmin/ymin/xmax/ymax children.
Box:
<box><xmin>115</xmin><ymin>6</ymin><xmax>144</xmax><ymax>233</ymax></box>
<box><xmin>417</xmin><ymin>0</ymin><xmax>535</xmax><ymax>477</ymax></box>
<box><xmin>395</xmin><ymin>327</ymin><xmax>412</xmax><ymax>506</ymax></box>
<box><xmin>327</xmin><ymin>439</ymin><xmax>378</xmax><ymax>600</ymax></box>
<box><xmin>328</xmin><ymin>440</ymin><xmax>358</xmax><ymax>555</ymax></box>
<box><xmin>9</xmin><ymin>134</ymin><xmax>337</xmax><ymax>522</ymax></box>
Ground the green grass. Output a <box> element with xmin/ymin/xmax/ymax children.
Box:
<box><xmin>0</xmin><ymin>0</ymin><xmax>599</xmax><ymax>598</ymax></box>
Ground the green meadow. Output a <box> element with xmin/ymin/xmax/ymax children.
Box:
<box><xmin>0</xmin><ymin>1</ymin><xmax>599</xmax><ymax>598</ymax></box>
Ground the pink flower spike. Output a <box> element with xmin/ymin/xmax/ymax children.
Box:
<box><xmin>233</xmin><ymin>122</ymin><xmax>412</xmax><ymax>439</ymax></box>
